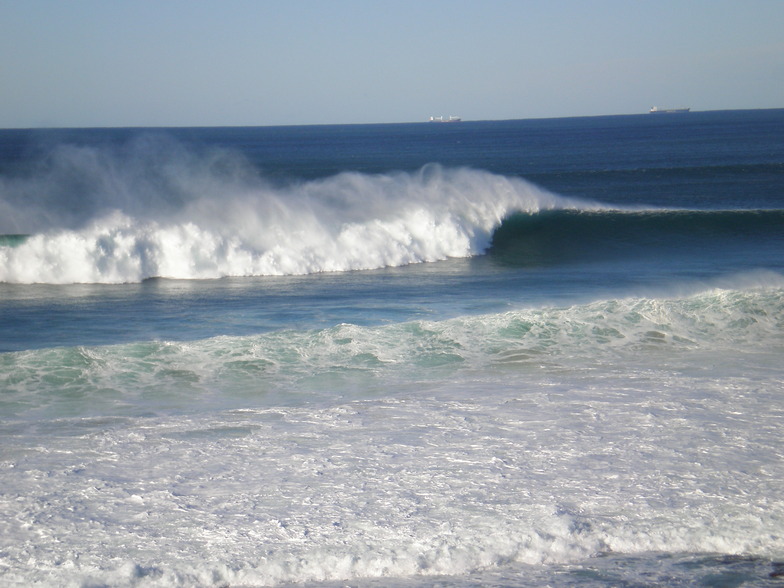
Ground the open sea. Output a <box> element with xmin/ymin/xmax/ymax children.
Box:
<box><xmin>1</xmin><ymin>110</ymin><xmax>783</xmax><ymax>587</ymax></box>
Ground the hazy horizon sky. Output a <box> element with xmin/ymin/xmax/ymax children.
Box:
<box><xmin>2</xmin><ymin>0</ymin><xmax>783</xmax><ymax>128</ymax></box>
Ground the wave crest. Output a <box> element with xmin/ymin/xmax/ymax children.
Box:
<box><xmin>1</xmin><ymin>139</ymin><xmax>588</xmax><ymax>283</ymax></box>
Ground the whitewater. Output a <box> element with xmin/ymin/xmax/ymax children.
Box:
<box><xmin>1</xmin><ymin>111</ymin><xmax>784</xmax><ymax>586</ymax></box>
<box><xmin>0</xmin><ymin>137</ymin><xmax>592</xmax><ymax>285</ymax></box>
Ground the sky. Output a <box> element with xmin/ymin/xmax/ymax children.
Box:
<box><xmin>1</xmin><ymin>0</ymin><xmax>783</xmax><ymax>128</ymax></box>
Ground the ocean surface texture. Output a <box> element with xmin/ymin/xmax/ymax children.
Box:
<box><xmin>1</xmin><ymin>110</ymin><xmax>783</xmax><ymax>587</ymax></box>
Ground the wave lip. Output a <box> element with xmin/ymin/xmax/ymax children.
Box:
<box><xmin>0</xmin><ymin>165</ymin><xmax>588</xmax><ymax>284</ymax></box>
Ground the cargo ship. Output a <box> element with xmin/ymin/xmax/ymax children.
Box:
<box><xmin>649</xmin><ymin>106</ymin><xmax>690</xmax><ymax>113</ymax></box>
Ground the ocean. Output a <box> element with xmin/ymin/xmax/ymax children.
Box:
<box><xmin>1</xmin><ymin>110</ymin><xmax>783</xmax><ymax>587</ymax></box>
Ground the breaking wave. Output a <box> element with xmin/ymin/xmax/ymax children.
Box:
<box><xmin>0</xmin><ymin>135</ymin><xmax>597</xmax><ymax>283</ymax></box>
<box><xmin>4</xmin><ymin>284</ymin><xmax>782</xmax><ymax>419</ymax></box>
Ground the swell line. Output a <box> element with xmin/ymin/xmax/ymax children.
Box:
<box><xmin>489</xmin><ymin>208</ymin><xmax>784</xmax><ymax>267</ymax></box>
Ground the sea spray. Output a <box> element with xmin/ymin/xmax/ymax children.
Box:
<box><xmin>0</xmin><ymin>134</ymin><xmax>261</xmax><ymax>233</ymax></box>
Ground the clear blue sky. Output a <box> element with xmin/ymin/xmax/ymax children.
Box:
<box><xmin>2</xmin><ymin>0</ymin><xmax>783</xmax><ymax>128</ymax></box>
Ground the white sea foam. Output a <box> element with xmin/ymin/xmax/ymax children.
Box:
<box><xmin>0</xmin><ymin>137</ymin><xmax>596</xmax><ymax>283</ymax></box>
<box><xmin>2</xmin><ymin>286</ymin><xmax>783</xmax><ymax>585</ymax></box>
<box><xmin>2</xmin><ymin>387</ymin><xmax>783</xmax><ymax>586</ymax></box>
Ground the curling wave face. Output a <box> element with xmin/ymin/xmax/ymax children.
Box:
<box><xmin>489</xmin><ymin>208</ymin><xmax>784</xmax><ymax>267</ymax></box>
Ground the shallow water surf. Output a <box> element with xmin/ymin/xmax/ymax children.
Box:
<box><xmin>3</xmin><ymin>367</ymin><xmax>783</xmax><ymax>586</ymax></box>
<box><xmin>2</xmin><ymin>283</ymin><xmax>783</xmax><ymax>586</ymax></box>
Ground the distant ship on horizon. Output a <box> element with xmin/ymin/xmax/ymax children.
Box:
<box><xmin>649</xmin><ymin>106</ymin><xmax>690</xmax><ymax>113</ymax></box>
<box><xmin>429</xmin><ymin>115</ymin><xmax>461</xmax><ymax>122</ymax></box>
